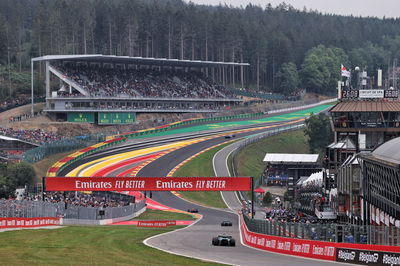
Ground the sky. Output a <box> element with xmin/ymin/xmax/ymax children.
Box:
<box><xmin>186</xmin><ymin>0</ymin><xmax>400</xmax><ymax>18</ymax></box>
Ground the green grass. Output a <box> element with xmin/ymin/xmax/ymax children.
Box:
<box><xmin>235</xmin><ymin>130</ymin><xmax>309</xmax><ymax>180</ymax></box>
<box><xmin>133</xmin><ymin>209</ymin><xmax>196</xmax><ymax>220</ymax></box>
<box><xmin>172</xmin><ymin>142</ymin><xmax>235</xmax><ymax>209</ymax></box>
<box><xmin>32</xmin><ymin>149</ymin><xmax>80</xmax><ymax>182</ymax></box>
<box><xmin>0</xmin><ymin>226</ymin><xmax>218</xmax><ymax>266</ymax></box>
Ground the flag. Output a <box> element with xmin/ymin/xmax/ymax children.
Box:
<box><xmin>341</xmin><ymin>64</ymin><xmax>351</xmax><ymax>78</ymax></box>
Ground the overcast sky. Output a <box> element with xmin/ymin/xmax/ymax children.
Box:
<box><xmin>186</xmin><ymin>0</ymin><xmax>400</xmax><ymax>18</ymax></box>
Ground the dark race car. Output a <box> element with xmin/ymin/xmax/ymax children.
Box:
<box><xmin>212</xmin><ymin>235</ymin><xmax>236</xmax><ymax>246</ymax></box>
<box><xmin>187</xmin><ymin>208</ymin><xmax>198</xmax><ymax>213</ymax></box>
<box><xmin>221</xmin><ymin>220</ymin><xmax>232</xmax><ymax>226</ymax></box>
<box><xmin>224</xmin><ymin>134</ymin><xmax>236</xmax><ymax>139</ymax></box>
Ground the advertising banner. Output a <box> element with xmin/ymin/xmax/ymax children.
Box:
<box><xmin>45</xmin><ymin>177</ymin><xmax>252</xmax><ymax>191</ymax></box>
<box><xmin>359</xmin><ymin>90</ymin><xmax>384</xmax><ymax>99</ymax></box>
<box><xmin>0</xmin><ymin>217</ymin><xmax>61</xmax><ymax>228</ymax></box>
<box><xmin>240</xmin><ymin>214</ymin><xmax>336</xmax><ymax>261</ymax></box>
<box><xmin>336</xmin><ymin>248</ymin><xmax>400</xmax><ymax>266</ymax></box>
<box><xmin>137</xmin><ymin>220</ymin><xmax>176</xmax><ymax>227</ymax></box>
<box><xmin>67</xmin><ymin>112</ymin><xmax>94</xmax><ymax>123</ymax></box>
<box><xmin>98</xmin><ymin>112</ymin><xmax>136</xmax><ymax>125</ymax></box>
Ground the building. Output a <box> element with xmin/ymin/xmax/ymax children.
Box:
<box><xmin>31</xmin><ymin>55</ymin><xmax>249</xmax><ymax>125</ymax></box>
<box><xmin>263</xmin><ymin>153</ymin><xmax>321</xmax><ymax>198</ymax></box>
<box><xmin>358</xmin><ymin>138</ymin><xmax>400</xmax><ymax>227</ymax></box>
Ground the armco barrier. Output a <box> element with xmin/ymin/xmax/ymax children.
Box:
<box><xmin>0</xmin><ymin>217</ymin><xmax>61</xmax><ymax>229</ymax></box>
<box><xmin>241</xmin><ymin>214</ymin><xmax>400</xmax><ymax>265</ymax></box>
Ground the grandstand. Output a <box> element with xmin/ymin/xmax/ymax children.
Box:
<box><xmin>32</xmin><ymin>55</ymin><xmax>248</xmax><ymax>125</ymax></box>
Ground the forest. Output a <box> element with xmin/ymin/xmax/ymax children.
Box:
<box><xmin>1</xmin><ymin>0</ymin><xmax>400</xmax><ymax>97</ymax></box>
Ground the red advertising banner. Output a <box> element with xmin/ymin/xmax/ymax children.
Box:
<box><xmin>240</xmin><ymin>214</ymin><xmax>336</xmax><ymax>261</ymax></box>
<box><xmin>0</xmin><ymin>217</ymin><xmax>61</xmax><ymax>229</ymax></box>
<box><xmin>137</xmin><ymin>220</ymin><xmax>177</xmax><ymax>227</ymax></box>
<box><xmin>45</xmin><ymin>177</ymin><xmax>251</xmax><ymax>191</ymax></box>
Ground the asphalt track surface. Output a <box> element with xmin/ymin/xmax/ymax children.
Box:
<box><xmin>139</xmin><ymin>131</ymin><xmax>341</xmax><ymax>265</ymax></box>
<box><xmin>59</xmin><ymin>105</ymin><xmax>343</xmax><ymax>265</ymax></box>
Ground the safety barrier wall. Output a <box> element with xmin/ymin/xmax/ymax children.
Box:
<box><xmin>115</xmin><ymin>98</ymin><xmax>337</xmax><ymax>140</ymax></box>
<box><xmin>61</xmin><ymin>203</ymin><xmax>146</xmax><ymax>225</ymax></box>
<box><xmin>240</xmin><ymin>214</ymin><xmax>400</xmax><ymax>265</ymax></box>
<box><xmin>243</xmin><ymin>211</ymin><xmax>400</xmax><ymax>246</ymax></box>
<box><xmin>0</xmin><ymin>199</ymin><xmax>64</xmax><ymax>218</ymax></box>
<box><xmin>0</xmin><ymin>217</ymin><xmax>61</xmax><ymax>229</ymax></box>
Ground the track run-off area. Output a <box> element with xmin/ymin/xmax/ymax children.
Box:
<box><xmin>59</xmin><ymin>104</ymin><xmax>341</xmax><ymax>265</ymax></box>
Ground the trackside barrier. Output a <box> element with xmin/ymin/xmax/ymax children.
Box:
<box><xmin>0</xmin><ymin>217</ymin><xmax>61</xmax><ymax>229</ymax></box>
<box><xmin>241</xmin><ymin>214</ymin><xmax>400</xmax><ymax>265</ymax></box>
<box><xmin>114</xmin><ymin>98</ymin><xmax>337</xmax><ymax>140</ymax></box>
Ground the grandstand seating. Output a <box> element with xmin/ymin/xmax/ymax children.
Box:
<box><xmin>53</xmin><ymin>65</ymin><xmax>236</xmax><ymax>99</ymax></box>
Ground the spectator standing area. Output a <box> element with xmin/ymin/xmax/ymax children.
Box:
<box><xmin>31</xmin><ymin>55</ymin><xmax>248</xmax><ymax>125</ymax></box>
<box><xmin>263</xmin><ymin>153</ymin><xmax>321</xmax><ymax>198</ymax></box>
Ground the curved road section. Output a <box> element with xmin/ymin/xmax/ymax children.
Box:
<box><xmin>142</xmin><ymin>132</ymin><xmax>340</xmax><ymax>265</ymax></box>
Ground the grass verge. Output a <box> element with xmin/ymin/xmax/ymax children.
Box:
<box><xmin>32</xmin><ymin>149</ymin><xmax>80</xmax><ymax>182</ymax></box>
<box><xmin>133</xmin><ymin>209</ymin><xmax>196</xmax><ymax>220</ymax></box>
<box><xmin>235</xmin><ymin>130</ymin><xmax>309</xmax><ymax>180</ymax></box>
<box><xmin>0</xmin><ymin>226</ymin><xmax>218</xmax><ymax>265</ymax></box>
<box><xmin>172</xmin><ymin>142</ymin><xmax>235</xmax><ymax>209</ymax></box>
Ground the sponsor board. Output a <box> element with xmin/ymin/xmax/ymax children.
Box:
<box><xmin>137</xmin><ymin>220</ymin><xmax>177</xmax><ymax>227</ymax></box>
<box><xmin>67</xmin><ymin>112</ymin><xmax>94</xmax><ymax>123</ymax></box>
<box><xmin>45</xmin><ymin>177</ymin><xmax>252</xmax><ymax>191</ymax></box>
<box><xmin>240</xmin><ymin>214</ymin><xmax>336</xmax><ymax>260</ymax></box>
<box><xmin>359</xmin><ymin>90</ymin><xmax>384</xmax><ymax>99</ymax></box>
<box><xmin>336</xmin><ymin>248</ymin><xmax>400</xmax><ymax>266</ymax></box>
<box><xmin>0</xmin><ymin>217</ymin><xmax>61</xmax><ymax>228</ymax></box>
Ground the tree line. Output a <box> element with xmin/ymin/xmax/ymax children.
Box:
<box><xmin>1</xmin><ymin>0</ymin><xmax>400</xmax><ymax>97</ymax></box>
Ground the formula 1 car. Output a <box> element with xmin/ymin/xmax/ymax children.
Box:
<box><xmin>187</xmin><ymin>208</ymin><xmax>198</xmax><ymax>213</ymax></box>
<box><xmin>212</xmin><ymin>235</ymin><xmax>236</xmax><ymax>246</ymax></box>
<box><xmin>224</xmin><ymin>134</ymin><xmax>236</xmax><ymax>139</ymax></box>
<box><xmin>221</xmin><ymin>220</ymin><xmax>233</xmax><ymax>226</ymax></box>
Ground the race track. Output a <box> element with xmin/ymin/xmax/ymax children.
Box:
<box><xmin>59</xmin><ymin>104</ymin><xmax>343</xmax><ymax>265</ymax></box>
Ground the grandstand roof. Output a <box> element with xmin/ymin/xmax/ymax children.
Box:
<box><xmin>369</xmin><ymin>137</ymin><xmax>400</xmax><ymax>165</ymax></box>
<box><xmin>0</xmin><ymin>135</ymin><xmax>19</xmax><ymax>141</ymax></box>
<box><xmin>330</xmin><ymin>100</ymin><xmax>400</xmax><ymax>112</ymax></box>
<box><xmin>263</xmin><ymin>153</ymin><xmax>319</xmax><ymax>164</ymax></box>
<box><xmin>32</xmin><ymin>54</ymin><xmax>250</xmax><ymax>68</ymax></box>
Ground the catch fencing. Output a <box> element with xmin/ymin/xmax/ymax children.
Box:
<box><xmin>0</xmin><ymin>199</ymin><xmax>145</xmax><ymax>221</ymax></box>
<box><xmin>23</xmin><ymin>133</ymin><xmax>106</xmax><ymax>163</ymax></box>
<box><xmin>243</xmin><ymin>211</ymin><xmax>400</xmax><ymax>246</ymax></box>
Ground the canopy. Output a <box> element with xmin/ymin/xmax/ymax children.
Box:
<box><xmin>254</xmin><ymin>188</ymin><xmax>265</xmax><ymax>193</ymax></box>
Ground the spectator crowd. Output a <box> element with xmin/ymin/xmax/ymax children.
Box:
<box><xmin>0</xmin><ymin>127</ymin><xmax>62</xmax><ymax>145</ymax></box>
<box><xmin>54</xmin><ymin>64</ymin><xmax>236</xmax><ymax>99</ymax></box>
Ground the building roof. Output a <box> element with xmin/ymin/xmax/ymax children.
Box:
<box><xmin>32</xmin><ymin>54</ymin><xmax>250</xmax><ymax>68</ymax></box>
<box><xmin>370</xmin><ymin>137</ymin><xmax>400</xmax><ymax>164</ymax></box>
<box><xmin>327</xmin><ymin>137</ymin><xmax>356</xmax><ymax>150</ymax></box>
<box><xmin>0</xmin><ymin>135</ymin><xmax>19</xmax><ymax>141</ymax></box>
<box><xmin>330</xmin><ymin>100</ymin><xmax>400</xmax><ymax>112</ymax></box>
<box><xmin>263</xmin><ymin>153</ymin><xmax>319</xmax><ymax>164</ymax></box>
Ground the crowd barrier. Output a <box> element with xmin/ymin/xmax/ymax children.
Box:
<box><xmin>241</xmin><ymin>214</ymin><xmax>400</xmax><ymax>265</ymax></box>
<box><xmin>0</xmin><ymin>217</ymin><xmax>61</xmax><ymax>229</ymax></box>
